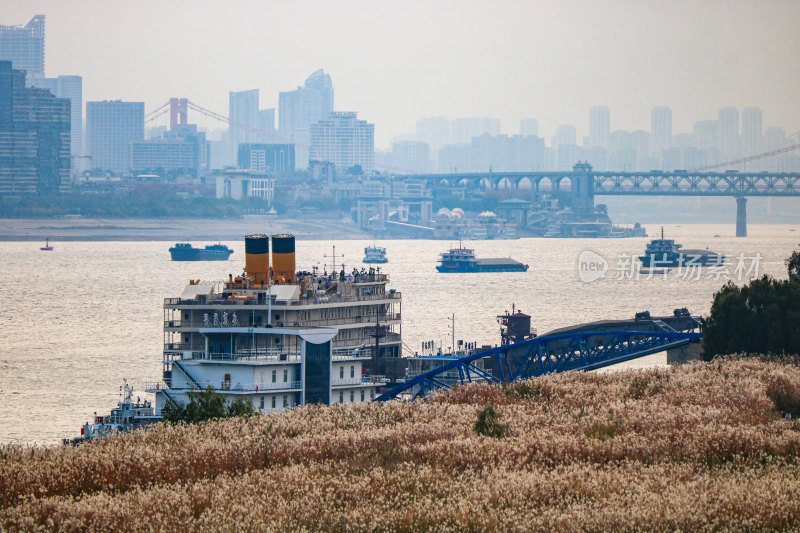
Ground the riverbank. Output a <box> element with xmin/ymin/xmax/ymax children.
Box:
<box><xmin>0</xmin><ymin>216</ymin><xmax>370</xmax><ymax>241</ymax></box>
<box><xmin>2</xmin><ymin>358</ymin><xmax>799</xmax><ymax>531</ymax></box>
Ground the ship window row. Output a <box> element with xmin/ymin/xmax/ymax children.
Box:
<box><xmin>258</xmin><ymin>394</ymin><xmax>291</xmax><ymax>411</ymax></box>
<box><xmin>337</xmin><ymin>389</ymin><xmax>370</xmax><ymax>404</ymax></box>
<box><xmin>338</xmin><ymin>365</ymin><xmax>356</xmax><ymax>379</ymax></box>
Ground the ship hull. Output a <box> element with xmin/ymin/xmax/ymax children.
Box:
<box><xmin>170</xmin><ymin>249</ymin><xmax>233</xmax><ymax>261</ymax></box>
<box><xmin>638</xmin><ymin>253</ymin><xmax>725</xmax><ymax>268</ymax></box>
<box><xmin>436</xmin><ymin>260</ymin><xmax>529</xmax><ymax>273</ymax></box>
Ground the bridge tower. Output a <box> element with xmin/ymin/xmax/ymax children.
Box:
<box><xmin>169</xmin><ymin>98</ymin><xmax>188</xmax><ymax>130</ymax></box>
<box><xmin>736</xmin><ymin>196</ymin><xmax>747</xmax><ymax>237</ymax></box>
<box><xmin>571</xmin><ymin>162</ymin><xmax>595</xmax><ymax>216</ymax></box>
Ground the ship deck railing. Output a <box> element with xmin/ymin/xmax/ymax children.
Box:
<box><xmin>164</xmin><ymin>291</ymin><xmax>401</xmax><ymax>308</ymax></box>
<box><xmin>163</xmin><ymin>348</ymin><xmax>375</xmax><ymax>362</ymax></box>
<box><xmin>295</xmin><ymin>313</ymin><xmax>401</xmax><ymax>328</ymax></box>
<box><xmin>332</xmin><ymin>332</ymin><xmax>401</xmax><ymax>348</ymax></box>
<box><xmin>145</xmin><ymin>381</ymin><xmax>303</xmax><ymax>393</ymax></box>
<box><xmin>196</xmin><ymin>351</ymin><xmax>302</xmax><ymax>363</ymax></box>
<box><xmin>332</xmin><ymin>376</ymin><xmax>390</xmax><ymax>387</ymax></box>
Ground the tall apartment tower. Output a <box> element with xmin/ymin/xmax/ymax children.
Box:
<box><xmin>520</xmin><ymin>119</ymin><xmax>539</xmax><ymax>137</ymax></box>
<box><xmin>415</xmin><ymin>116</ymin><xmax>451</xmax><ymax>152</ymax></box>
<box><xmin>741</xmin><ymin>107</ymin><xmax>762</xmax><ymax>156</ymax></box>
<box><xmin>33</xmin><ymin>75</ymin><xmax>82</xmax><ymax>164</ymax></box>
<box><xmin>450</xmin><ymin>118</ymin><xmax>501</xmax><ymax>145</ymax></box>
<box><xmin>552</xmin><ymin>125</ymin><xmax>577</xmax><ymax>148</ymax></box>
<box><xmin>310</xmin><ymin>112</ymin><xmax>374</xmax><ymax>174</ymax></box>
<box><xmin>0</xmin><ymin>15</ymin><xmax>45</xmax><ymax>84</ymax></box>
<box><xmin>86</xmin><ymin>100</ymin><xmax>144</xmax><ymax>174</ymax></box>
<box><xmin>717</xmin><ymin>107</ymin><xmax>740</xmax><ymax>160</ymax></box>
<box><xmin>278</xmin><ymin>70</ymin><xmax>334</xmax><ymax>169</ymax></box>
<box><xmin>0</xmin><ymin>61</ymin><xmax>70</xmax><ymax>196</ymax></box>
<box><xmin>304</xmin><ymin>69</ymin><xmax>334</xmax><ymax>119</ymax></box>
<box><xmin>589</xmin><ymin>106</ymin><xmax>610</xmax><ymax>149</ymax></box>
<box><xmin>650</xmin><ymin>106</ymin><xmax>673</xmax><ymax>155</ymax></box>
<box><xmin>229</xmin><ymin>89</ymin><xmax>259</xmax><ymax>162</ymax></box>
<box><xmin>279</xmin><ymin>87</ymin><xmax>321</xmax><ymax>169</ymax></box>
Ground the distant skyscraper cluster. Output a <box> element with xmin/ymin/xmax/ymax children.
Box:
<box><xmin>396</xmin><ymin>104</ymin><xmax>797</xmax><ymax>174</ymax></box>
<box><xmin>1</xmin><ymin>11</ymin><xmax>798</xmax><ymax>198</ymax></box>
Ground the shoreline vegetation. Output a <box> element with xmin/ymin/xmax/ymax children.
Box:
<box><xmin>2</xmin><ymin>357</ymin><xmax>800</xmax><ymax>531</ymax></box>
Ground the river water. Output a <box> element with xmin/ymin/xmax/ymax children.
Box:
<box><xmin>1</xmin><ymin>223</ymin><xmax>797</xmax><ymax>445</ymax></box>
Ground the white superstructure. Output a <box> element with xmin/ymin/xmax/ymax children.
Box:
<box><xmin>147</xmin><ymin>233</ymin><xmax>401</xmax><ymax>415</ymax></box>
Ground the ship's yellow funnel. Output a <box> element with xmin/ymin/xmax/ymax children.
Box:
<box><xmin>245</xmin><ymin>234</ymin><xmax>270</xmax><ymax>285</ymax></box>
<box><xmin>271</xmin><ymin>233</ymin><xmax>295</xmax><ymax>283</ymax></box>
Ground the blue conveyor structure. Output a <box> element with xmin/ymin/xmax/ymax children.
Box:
<box><xmin>374</xmin><ymin>328</ymin><xmax>701</xmax><ymax>402</ymax></box>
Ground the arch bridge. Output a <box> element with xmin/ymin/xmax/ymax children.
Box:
<box><xmin>395</xmin><ymin>163</ymin><xmax>800</xmax><ymax>236</ymax></box>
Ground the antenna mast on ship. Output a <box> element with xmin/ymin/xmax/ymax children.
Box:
<box><xmin>323</xmin><ymin>244</ymin><xmax>344</xmax><ymax>274</ymax></box>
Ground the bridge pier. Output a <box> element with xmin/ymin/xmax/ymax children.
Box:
<box><xmin>736</xmin><ymin>197</ymin><xmax>747</xmax><ymax>237</ymax></box>
<box><xmin>667</xmin><ymin>341</ymin><xmax>703</xmax><ymax>365</ymax></box>
<box><xmin>571</xmin><ymin>162</ymin><xmax>595</xmax><ymax>216</ymax></box>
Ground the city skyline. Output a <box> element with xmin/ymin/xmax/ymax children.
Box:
<box><xmin>3</xmin><ymin>0</ymin><xmax>799</xmax><ymax>149</ymax></box>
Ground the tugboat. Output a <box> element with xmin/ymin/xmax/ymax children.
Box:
<box><xmin>169</xmin><ymin>243</ymin><xmax>233</xmax><ymax>261</ymax></box>
<box><xmin>363</xmin><ymin>244</ymin><xmax>388</xmax><ymax>263</ymax></box>
<box><xmin>40</xmin><ymin>238</ymin><xmax>54</xmax><ymax>251</ymax></box>
<box><xmin>64</xmin><ymin>381</ymin><xmax>159</xmax><ymax>445</ymax></box>
<box><xmin>638</xmin><ymin>227</ymin><xmax>725</xmax><ymax>267</ymax></box>
<box><xmin>436</xmin><ymin>243</ymin><xmax>528</xmax><ymax>273</ymax></box>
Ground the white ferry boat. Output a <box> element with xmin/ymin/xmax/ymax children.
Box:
<box><xmin>363</xmin><ymin>244</ymin><xmax>388</xmax><ymax>263</ymax></box>
<box><xmin>147</xmin><ymin>233</ymin><xmax>401</xmax><ymax>416</ymax></box>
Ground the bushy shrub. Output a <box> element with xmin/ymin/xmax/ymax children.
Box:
<box><xmin>583</xmin><ymin>421</ymin><xmax>617</xmax><ymax>441</ymax></box>
<box><xmin>473</xmin><ymin>403</ymin><xmax>509</xmax><ymax>438</ymax></box>
<box><xmin>766</xmin><ymin>375</ymin><xmax>800</xmax><ymax>418</ymax></box>
<box><xmin>162</xmin><ymin>386</ymin><xmax>255</xmax><ymax>423</ymax></box>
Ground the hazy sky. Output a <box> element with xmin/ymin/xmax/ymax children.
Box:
<box><xmin>6</xmin><ymin>0</ymin><xmax>800</xmax><ymax>148</ymax></box>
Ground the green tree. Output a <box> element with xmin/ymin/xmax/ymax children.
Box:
<box><xmin>701</xmin><ymin>276</ymin><xmax>800</xmax><ymax>360</ymax></box>
<box><xmin>787</xmin><ymin>247</ymin><xmax>800</xmax><ymax>283</ymax></box>
<box><xmin>161</xmin><ymin>386</ymin><xmax>255</xmax><ymax>424</ymax></box>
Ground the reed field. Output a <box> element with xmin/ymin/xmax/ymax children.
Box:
<box><xmin>2</xmin><ymin>357</ymin><xmax>800</xmax><ymax>532</ymax></box>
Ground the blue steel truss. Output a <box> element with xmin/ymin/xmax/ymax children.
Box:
<box><xmin>375</xmin><ymin>329</ymin><xmax>701</xmax><ymax>402</ymax></box>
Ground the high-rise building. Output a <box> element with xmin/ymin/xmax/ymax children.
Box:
<box><xmin>32</xmin><ymin>75</ymin><xmax>82</xmax><ymax>165</ymax></box>
<box><xmin>229</xmin><ymin>89</ymin><xmax>259</xmax><ymax>162</ymax></box>
<box><xmin>304</xmin><ymin>69</ymin><xmax>334</xmax><ymax>119</ymax></box>
<box><xmin>520</xmin><ymin>119</ymin><xmax>539</xmax><ymax>137</ymax></box>
<box><xmin>256</xmin><ymin>108</ymin><xmax>276</xmax><ymax>141</ymax></box>
<box><xmin>278</xmin><ymin>70</ymin><xmax>335</xmax><ymax>169</ymax></box>
<box><xmin>279</xmin><ymin>87</ymin><xmax>321</xmax><ymax>169</ymax></box>
<box><xmin>552</xmin><ymin>125</ymin><xmax>577</xmax><ymax>148</ymax></box>
<box><xmin>130</xmin><ymin>124</ymin><xmax>209</xmax><ymax>175</ymax></box>
<box><xmin>0</xmin><ymin>15</ymin><xmax>45</xmax><ymax>84</ymax></box>
<box><xmin>0</xmin><ymin>61</ymin><xmax>70</xmax><ymax>196</ymax></box>
<box><xmin>237</xmin><ymin>143</ymin><xmax>295</xmax><ymax>176</ymax></box>
<box><xmin>741</xmin><ymin>107</ymin><xmax>762</xmax><ymax>156</ymax></box>
<box><xmin>86</xmin><ymin>100</ymin><xmax>144</xmax><ymax>174</ymax></box>
<box><xmin>310</xmin><ymin>112</ymin><xmax>374</xmax><ymax>174</ymax></box>
<box><xmin>589</xmin><ymin>106</ymin><xmax>610</xmax><ymax>149</ymax></box>
<box><xmin>415</xmin><ymin>117</ymin><xmax>451</xmax><ymax>152</ymax></box>
<box><xmin>450</xmin><ymin>118</ymin><xmax>501</xmax><ymax>145</ymax></box>
<box><xmin>650</xmin><ymin>106</ymin><xmax>672</xmax><ymax>155</ymax></box>
<box><xmin>717</xmin><ymin>107</ymin><xmax>739</xmax><ymax>160</ymax></box>
<box><xmin>390</xmin><ymin>140</ymin><xmax>431</xmax><ymax>173</ymax></box>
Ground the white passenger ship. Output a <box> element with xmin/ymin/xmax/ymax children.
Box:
<box><xmin>363</xmin><ymin>244</ymin><xmax>388</xmax><ymax>263</ymax></box>
<box><xmin>147</xmin><ymin>233</ymin><xmax>402</xmax><ymax>415</ymax></box>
